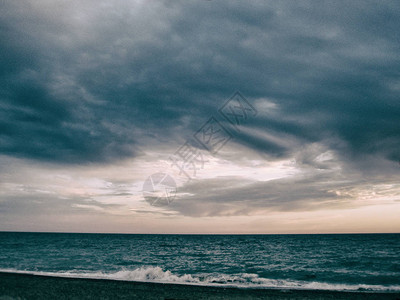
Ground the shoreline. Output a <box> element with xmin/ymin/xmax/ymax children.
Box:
<box><xmin>1</xmin><ymin>272</ymin><xmax>399</xmax><ymax>300</ymax></box>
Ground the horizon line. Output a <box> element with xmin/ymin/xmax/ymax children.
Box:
<box><xmin>0</xmin><ymin>231</ymin><xmax>399</xmax><ymax>235</ymax></box>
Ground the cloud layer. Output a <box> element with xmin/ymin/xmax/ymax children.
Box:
<box><xmin>1</xmin><ymin>0</ymin><xmax>400</xmax><ymax>231</ymax></box>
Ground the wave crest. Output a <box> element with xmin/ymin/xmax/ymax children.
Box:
<box><xmin>1</xmin><ymin>267</ymin><xmax>400</xmax><ymax>292</ymax></box>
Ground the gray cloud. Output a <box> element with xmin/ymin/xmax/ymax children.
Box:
<box><xmin>1</xmin><ymin>0</ymin><xmax>399</xmax><ymax>166</ymax></box>
<box><xmin>1</xmin><ymin>1</ymin><xmax>400</xmax><ymax>223</ymax></box>
<box><xmin>171</xmin><ymin>167</ymin><xmax>399</xmax><ymax>217</ymax></box>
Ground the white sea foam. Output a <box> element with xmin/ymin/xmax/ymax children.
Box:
<box><xmin>1</xmin><ymin>267</ymin><xmax>400</xmax><ymax>292</ymax></box>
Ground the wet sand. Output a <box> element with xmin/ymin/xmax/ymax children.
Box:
<box><xmin>0</xmin><ymin>272</ymin><xmax>399</xmax><ymax>300</ymax></box>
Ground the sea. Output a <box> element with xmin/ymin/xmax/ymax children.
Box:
<box><xmin>0</xmin><ymin>232</ymin><xmax>399</xmax><ymax>292</ymax></box>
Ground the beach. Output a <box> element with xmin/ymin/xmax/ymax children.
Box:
<box><xmin>1</xmin><ymin>272</ymin><xmax>399</xmax><ymax>300</ymax></box>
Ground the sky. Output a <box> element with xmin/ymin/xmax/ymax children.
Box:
<box><xmin>0</xmin><ymin>0</ymin><xmax>400</xmax><ymax>234</ymax></box>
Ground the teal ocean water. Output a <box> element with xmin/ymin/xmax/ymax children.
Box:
<box><xmin>0</xmin><ymin>232</ymin><xmax>399</xmax><ymax>292</ymax></box>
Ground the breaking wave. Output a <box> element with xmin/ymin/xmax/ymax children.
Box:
<box><xmin>1</xmin><ymin>267</ymin><xmax>400</xmax><ymax>292</ymax></box>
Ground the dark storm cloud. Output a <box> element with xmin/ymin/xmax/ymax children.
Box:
<box><xmin>0</xmin><ymin>0</ymin><xmax>399</xmax><ymax>166</ymax></box>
